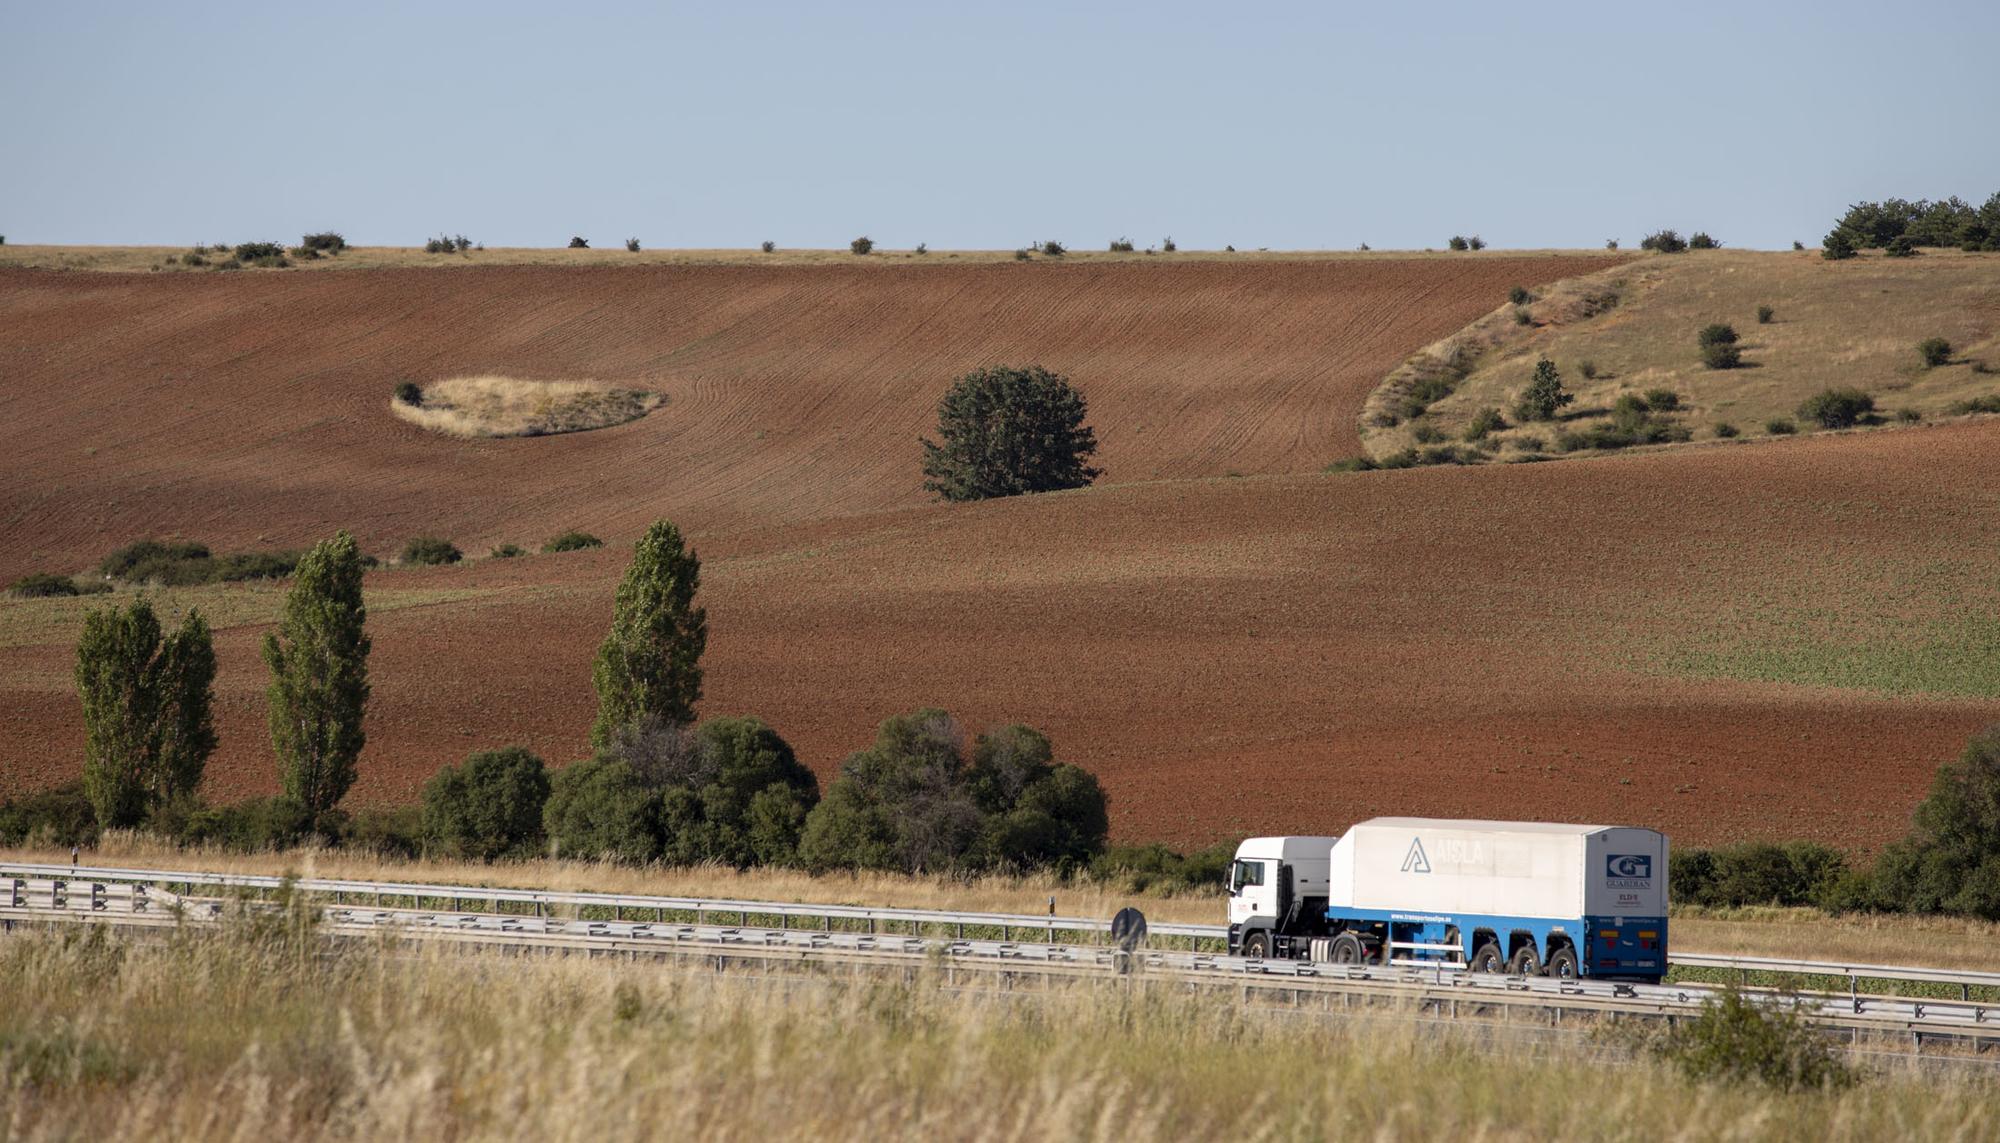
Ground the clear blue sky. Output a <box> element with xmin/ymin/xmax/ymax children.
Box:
<box><xmin>5</xmin><ymin>1</ymin><xmax>1997</xmax><ymax>251</ymax></box>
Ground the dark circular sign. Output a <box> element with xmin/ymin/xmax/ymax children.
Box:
<box><xmin>1110</xmin><ymin>907</ymin><xmax>1148</xmax><ymax>952</ymax></box>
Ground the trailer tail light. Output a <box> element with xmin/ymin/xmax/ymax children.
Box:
<box><xmin>1598</xmin><ymin>959</ymin><xmax>1620</xmax><ymax>968</ymax></box>
<box><xmin>1638</xmin><ymin>930</ymin><xmax>1658</xmax><ymax>939</ymax></box>
<box><xmin>1598</xmin><ymin>930</ymin><xmax>1618</xmax><ymax>940</ymax></box>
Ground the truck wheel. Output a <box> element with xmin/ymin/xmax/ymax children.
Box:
<box><xmin>1330</xmin><ymin>933</ymin><xmax>1366</xmax><ymax>965</ymax></box>
<box><xmin>1546</xmin><ymin>946</ymin><xmax>1578</xmax><ymax>980</ymax></box>
<box><xmin>1507</xmin><ymin>946</ymin><xmax>1543</xmax><ymax>976</ymax></box>
<box><xmin>1469</xmin><ymin>942</ymin><xmax>1503</xmax><ymax>973</ymax></box>
<box><xmin>1242</xmin><ymin>930</ymin><xmax>1271</xmax><ymax>959</ymax></box>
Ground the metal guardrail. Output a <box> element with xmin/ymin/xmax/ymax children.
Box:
<box><xmin>9</xmin><ymin>861</ymin><xmax>2000</xmax><ymax>1007</ymax></box>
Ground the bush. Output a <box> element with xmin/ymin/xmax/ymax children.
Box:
<box><xmin>393</xmin><ymin>381</ymin><xmax>423</xmax><ymax>406</ymax></box>
<box><xmin>1013</xmin><ymin>248</ymin><xmax>1031</xmax><ymax>261</ymax></box>
<box><xmin>300</xmin><ymin>232</ymin><xmax>345</xmax><ymax>253</ymax></box>
<box><xmin>1949</xmin><ymin>395</ymin><xmax>2000</xmax><ymax>415</ymax></box>
<box><xmin>233</xmin><ymin>241</ymin><xmax>285</xmax><ymax>261</ymax></box>
<box><xmin>1821</xmin><ymin>230</ymin><xmax>1857</xmax><ymax>260</ymax></box>
<box><xmin>1091</xmin><ymin>843</ymin><xmax>1233</xmax><ymax>894</ymax></box>
<box><xmin>1701</xmin><ymin>342</ymin><xmax>1742</xmax><ymax>370</ymax></box>
<box><xmin>568</xmin><ymin>236</ymin><xmax>589</xmax><ymax>249</ymax></box>
<box><xmin>1697</xmin><ymin>323</ymin><xmax>1738</xmax><ymax>348</ymax></box>
<box><xmin>422</xmin><ymin>746</ymin><xmax>550</xmax><ymax>860</ymax></box>
<box><xmin>1713</xmin><ymin>421</ymin><xmax>1739</xmax><ymax>438</ymax></box>
<box><xmin>1793</xmin><ymin>240</ymin><xmax>1805</xmax><ymax>251</ymax></box>
<box><xmin>340</xmin><ymin>804</ymin><xmax>423</xmax><ymax>858</ymax></box>
<box><xmin>624</xmin><ymin>716</ymin><xmax>823</xmax><ymax>867</ymax></box>
<box><xmin>1514</xmin><ymin>358</ymin><xmax>1573</xmax><ymax>422</ymax></box>
<box><xmin>920</xmin><ymin>365</ymin><xmax>1100</xmax><ymax>501</ymax></box>
<box><xmin>1578</xmin><ymin>360</ymin><xmax>1598</xmax><ymax>380</ymax></box>
<box><xmin>424</xmin><ymin>235</ymin><xmax>472</xmax><ymax>255</ymax></box>
<box><xmin>760</xmin><ymin>240</ymin><xmax>775</xmax><ymax>253</ymax></box>
<box><xmin>1463</xmin><ymin>407</ymin><xmax>1507</xmax><ymax>441</ymax></box>
<box><xmin>1918</xmin><ymin>337</ymin><xmax>1952</xmax><ymax>367</ymax></box>
<box><xmin>1871</xmin><ymin>726</ymin><xmax>2000</xmax><ymax>918</ymax></box>
<box><xmin>542</xmin><ymin>530</ymin><xmax>604</xmax><ymax>553</ymax></box>
<box><xmin>1161</xmin><ymin>236</ymin><xmax>1177</xmax><ymax>252</ymax></box>
<box><xmin>1507</xmin><ymin>285</ymin><xmax>1531</xmax><ymax>305</ymax></box>
<box><xmin>1512</xmin><ymin>307</ymin><xmax>1531</xmax><ymax>326</ymax></box>
<box><xmin>1797</xmin><ymin>387</ymin><xmax>1875</xmax><ymax>429</ymax></box>
<box><xmin>1605</xmin><ymin>238</ymin><xmax>1619</xmax><ymax>250</ymax></box>
<box><xmin>1040</xmin><ymin>240</ymin><xmax>1065</xmax><ymax>257</ymax></box>
<box><xmin>850</xmin><ymin>235</ymin><xmax>873</xmax><ymax>255</ymax></box>
<box><xmin>99</xmin><ymin>539</ymin><xmax>208</xmax><ymax>579</ymax></box>
<box><xmin>1765</xmin><ymin>418</ymin><xmax>1797</xmax><ymax>435</ymax></box>
<box><xmin>1640</xmin><ymin>229</ymin><xmax>1687</xmax><ymax>254</ymax></box>
<box><xmin>1755</xmin><ymin>304</ymin><xmax>1774</xmax><ymax>324</ymax></box>
<box><xmin>489</xmin><ymin>543</ymin><xmax>525</xmax><ymax>559</ymax></box>
<box><xmin>1885</xmin><ymin>235</ymin><xmax>1919</xmax><ymax>258</ymax></box>
<box><xmin>9</xmin><ymin>573</ymin><xmax>87</xmax><ymax>598</ymax></box>
<box><xmin>1641</xmin><ymin>388</ymin><xmax>1680</xmax><ymax>411</ymax></box>
<box><xmin>1466</xmin><ymin>236</ymin><xmax>1485</xmax><ymax>251</ymax></box>
<box><xmin>543</xmin><ymin>757</ymin><xmax>659</xmax><ymax>862</ymax></box>
<box><xmin>95</xmin><ymin>540</ymin><xmax>299</xmax><ymax>587</ymax></box>
<box><xmin>624</xmin><ymin>237</ymin><xmax>641</xmax><ymax>252</ymax></box>
<box><xmin>1410</xmin><ymin>421</ymin><xmax>1446</xmax><ymax>444</ymax></box>
<box><xmin>1648</xmin><ymin>986</ymin><xmax>1852</xmax><ymax>1091</ymax></box>
<box><xmin>1108</xmin><ymin>237</ymin><xmax>1135</xmax><ymax>252</ymax></box>
<box><xmin>914</xmin><ymin>242</ymin><xmax>927</xmax><ymax>255</ymax></box>
<box><xmin>1447</xmin><ymin>236</ymin><xmax>1469</xmax><ymax>251</ymax></box>
<box><xmin>1671</xmin><ymin>841</ymin><xmax>1851</xmax><ymax>908</ymax></box>
<box><xmin>165</xmin><ymin>795</ymin><xmax>313</xmax><ymax>852</ymax></box>
<box><xmin>1688</xmin><ymin>231</ymin><xmax>1720</xmax><ymax>249</ymax></box>
<box><xmin>400</xmin><ymin>537</ymin><xmax>462</xmax><ymax>566</ymax></box>
<box><xmin>0</xmin><ymin>783</ymin><xmax>100</xmax><ymax>847</ymax></box>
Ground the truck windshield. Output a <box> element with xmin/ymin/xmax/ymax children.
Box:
<box><xmin>1230</xmin><ymin>859</ymin><xmax>1266</xmax><ymax>893</ymax></box>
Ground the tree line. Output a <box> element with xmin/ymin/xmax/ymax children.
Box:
<box><xmin>39</xmin><ymin>519</ymin><xmax>1113</xmax><ymax>875</ymax></box>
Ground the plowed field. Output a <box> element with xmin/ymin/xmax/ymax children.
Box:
<box><xmin>7</xmin><ymin>255</ymin><xmax>1996</xmax><ymax>849</ymax></box>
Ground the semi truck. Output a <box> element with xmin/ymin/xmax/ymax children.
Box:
<box><xmin>1225</xmin><ymin>818</ymin><xmax>1668</xmax><ymax>981</ymax></box>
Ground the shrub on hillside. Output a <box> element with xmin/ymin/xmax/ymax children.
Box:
<box><xmin>233</xmin><ymin>241</ymin><xmax>285</xmax><ymax>261</ymax></box>
<box><xmin>1447</xmin><ymin>235</ymin><xmax>1469</xmax><ymax>251</ymax></box>
<box><xmin>1513</xmin><ymin>358</ymin><xmax>1573</xmax><ymax>422</ymax></box>
<box><xmin>625</xmin><ymin>237</ymin><xmax>641</xmax><ymax>252</ymax></box>
<box><xmin>1872</xmin><ymin>725</ymin><xmax>2000</xmax><ymax>918</ymax></box>
<box><xmin>300</xmin><ymin>232</ymin><xmax>345</xmax><ymax>253</ymax></box>
<box><xmin>1688</xmin><ymin>231</ymin><xmax>1720</xmax><ymax>249</ymax></box>
<box><xmin>850</xmin><ymin>235</ymin><xmax>874</xmax><ymax>255</ymax></box>
<box><xmin>1642</xmin><ymin>388</ymin><xmax>1680</xmax><ymax>411</ymax></box>
<box><xmin>1756</xmin><ymin>304</ymin><xmax>1775</xmax><ymax>324</ymax></box>
<box><xmin>424</xmin><ymin>235</ymin><xmax>472</xmax><ymax>255</ymax></box>
<box><xmin>1605</xmin><ymin>238</ymin><xmax>1619</xmax><ymax>250</ymax></box>
<box><xmin>1797</xmin><ymin>387</ymin><xmax>1875</xmax><ymax>429</ymax></box>
<box><xmin>1919</xmin><ymin>337</ymin><xmax>1953</xmax><ymax>368</ymax></box>
<box><xmin>568</xmin><ymin>236</ymin><xmax>590</xmax><ymax>249</ymax></box>
<box><xmin>1697</xmin><ymin>323</ymin><xmax>1738</xmax><ymax>348</ymax></box>
<box><xmin>1701</xmin><ymin>342</ymin><xmax>1742</xmax><ymax>369</ymax></box>
<box><xmin>8</xmin><ymin>573</ymin><xmax>103</xmax><ymax>598</ymax></box>
<box><xmin>1162</xmin><ymin>236</ymin><xmax>1178</xmax><ymax>252</ymax></box>
<box><xmin>1463</xmin><ymin>407</ymin><xmax>1507</xmax><ymax>442</ymax></box>
<box><xmin>99</xmin><ymin>539</ymin><xmax>209</xmax><ymax>579</ymax></box>
<box><xmin>1765</xmin><ymin>418</ymin><xmax>1797</xmax><ymax>435</ymax></box>
<box><xmin>1410</xmin><ymin>421</ymin><xmax>1446</xmax><ymax>444</ymax></box>
<box><xmin>622</xmin><ymin>716</ymin><xmax>822</xmax><ymax>867</ymax></box>
<box><xmin>1108</xmin><ymin>237</ymin><xmax>1135</xmax><ymax>252</ymax></box>
<box><xmin>393</xmin><ymin>381</ymin><xmax>423</xmax><ymax>406</ymax></box>
<box><xmin>1885</xmin><ymin>235</ymin><xmax>1920</xmax><ymax>258</ymax></box>
<box><xmin>1949</xmin><ymin>395</ymin><xmax>2000</xmax><ymax>415</ymax></box>
<box><xmin>1821</xmin><ymin>230</ymin><xmax>1857</xmax><ymax>260</ymax></box>
<box><xmin>914</xmin><ymin>242</ymin><xmax>928</xmax><ymax>255</ymax></box>
<box><xmin>489</xmin><ymin>543</ymin><xmax>526</xmax><ymax>559</ymax></box>
<box><xmin>1713</xmin><ymin>422</ymin><xmax>1740</xmax><ymax>438</ymax></box>
<box><xmin>1578</xmin><ymin>360</ymin><xmax>1599</xmax><ymax>380</ymax></box>
<box><xmin>760</xmin><ymin>240</ymin><xmax>775</xmax><ymax>253</ymax></box>
<box><xmin>1512</xmin><ymin>307</ymin><xmax>1532</xmax><ymax>326</ymax></box>
<box><xmin>542</xmin><ymin>530</ymin><xmax>604</xmax><ymax>553</ymax></box>
<box><xmin>920</xmin><ymin>365</ymin><xmax>1100</xmax><ymax>501</ymax></box>
<box><xmin>422</xmin><ymin>746</ymin><xmax>551</xmax><ymax>860</ymax></box>
<box><xmin>1508</xmin><ymin>285</ymin><xmax>1532</xmax><ymax>305</ymax></box>
<box><xmin>400</xmin><ymin>537</ymin><xmax>462</xmax><ymax>566</ymax></box>
<box><xmin>1670</xmin><ymin>841</ymin><xmax>1852</xmax><ymax>908</ymax></box>
<box><xmin>1640</xmin><ymin>229</ymin><xmax>1688</xmax><ymax>254</ymax></box>
<box><xmin>1040</xmin><ymin>240</ymin><xmax>1065</xmax><ymax>257</ymax></box>
<box><xmin>1091</xmin><ymin>843</ymin><xmax>1234</xmax><ymax>894</ymax></box>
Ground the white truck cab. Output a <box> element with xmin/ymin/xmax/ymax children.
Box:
<box><xmin>1227</xmin><ymin>836</ymin><xmax>1337</xmax><ymax>957</ymax></box>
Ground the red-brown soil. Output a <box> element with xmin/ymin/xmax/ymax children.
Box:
<box><xmin>6</xmin><ymin>257</ymin><xmax>1995</xmax><ymax>850</ymax></box>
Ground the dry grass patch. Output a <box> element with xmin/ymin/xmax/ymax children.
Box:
<box><xmin>391</xmin><ymin>375</ymin><xmax>662</xmax><ymax>439</ymax></box>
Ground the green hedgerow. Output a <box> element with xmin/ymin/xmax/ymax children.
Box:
<box><xmin>543</xmin><ymin>530</ymin><xmax>605</xmax><ymax>553</ymax></box>
<box><xmin>400</xmin><ymin>537</ymin><xmax>462</xmax><ymax>566</ymax></box>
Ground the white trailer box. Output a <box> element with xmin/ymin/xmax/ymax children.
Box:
<box><xmin>1326</xmin><ymin>818</ymin><xmax>1667</xmax><ymax>920</ymax></box>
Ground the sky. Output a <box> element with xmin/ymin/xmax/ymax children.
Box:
<box><xmin>4</xmin><ymin>1</ymin><xmax>1998</xmax><ymax>252</ymax></box>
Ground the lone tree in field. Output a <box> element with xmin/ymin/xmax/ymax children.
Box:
<box><xmin>263</xmin><ymin>530</ymin><xmax>371</xmax><ymax>821</ymax></box>
<box><xmin>1874</xmin><ymin>725</ymin><xmax>2000</xmax><ymax>918</ymax></box>
<box><xmin>591</xmin><ymin>520</ymin><xmax>707</xmax><ymax>749</ymax></box>
<box><xmin>1514</xmin><ymin>358</ymin><xmax>1574</xmax><ymax>422</ymax></box>
<box><xmin>75</xmin><ymin>598</ymin><xmax>217</xmax><ymax>828</ymax></box>
<box><xmin>920</xmin><ymin>365</ymin><xmax>1101</xmax><ymax>502</ymax></box>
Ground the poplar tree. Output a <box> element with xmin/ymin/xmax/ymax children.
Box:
<box><xmin>75</xmin><ymin>598</ymin><xmax>216</xmax><ymax>828</ymax></box>
<box><xmin>591</xmin><ymin>520</ymin><xmax>707</xmax><ymax>749</ymax></box>
<box><xmin>264</xmin><ymin>530</ymin><xmax>370</xmax><ymax>818</ymax></box>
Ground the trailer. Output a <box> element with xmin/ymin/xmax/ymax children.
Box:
<box><xmin>1226</xmin><ymin>818</ymin><xmax>1668</xmax><ymax>981</ymax></box>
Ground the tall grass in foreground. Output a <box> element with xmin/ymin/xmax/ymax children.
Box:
<box><xmin>2</xmin><ymin>921</ymin><xmax>1997</xmax><ymax>1141</ymax></box>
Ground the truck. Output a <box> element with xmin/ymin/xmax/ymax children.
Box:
<box><xmin>1225</xmin><ymin>818</ymin><xmax>1668</xmax><ymax>981</ymax></box>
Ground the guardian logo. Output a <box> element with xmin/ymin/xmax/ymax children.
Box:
<box><xmin>1607</xmin><ymin>854</ymin><xmax>1652</xmax><ymax>887</ymax></box>
<box><xmin>1402</xmin><ymin>837</ymin><xmax>1431</xmax><ymax>874</ymax></box>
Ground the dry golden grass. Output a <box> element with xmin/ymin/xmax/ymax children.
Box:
<box><xmin>389</xmin><ymin>375</ymin><xmax>662</xmax><ymax>439</ymax></box>
<box><xmin>0</xmin><ymin>242</ymin><xmax>1620</xmax><ymax>273</ymax></box>
<box><xmin>1366</xmin><ymin>249</ymin><xmax>2000</xmax><ymax>457</ymax></box>
<box><xmin>4</xmin><ymin>917</ymin><xmax>1997</xmax><ymax>1140</ymax></box>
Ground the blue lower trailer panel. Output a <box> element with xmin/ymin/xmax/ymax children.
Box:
<box><xmin>1325</xmin><ymin>907</ymin><xmax>1668</xmax><ymax>979</ymax></box>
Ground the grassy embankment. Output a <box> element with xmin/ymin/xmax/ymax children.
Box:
<box><xmin>388</xmin><ymin>375</ymin><xmax>663</xmax><ymax>439</ymax></box>
<box><xmin>3</xmin><ymin>915</ymin><xmax>1998</xmax><ymax>1140</ymax></box>
<box><xmin>1362</xmin><ymin>248</ymin><xmax>2000</xmax><ymax>458</ymax></box>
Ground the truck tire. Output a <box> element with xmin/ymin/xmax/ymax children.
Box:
<box><xmin>1507</xmin><ymin>946</ymin><xmax>1543</xmax><ymax>976</ymax></box>
<box><xmin>1469</xmin><ymin>942</ymin><xmax>1504</xmax><ymax>973</ymax></box>
<box><xmin>1545</xmin><ymin>946</ymin><xmax>1578</xmax><ymax>980</ymax></box>
<box><xmin>1330</xmin><ymin>933</ymin><xmax>1366</xmax><ymax>965</ymax></box>
<box><xmin>1242</xmin><ymin>930</ymin><xmax>1272</xmax><ymax>959</ymax></box>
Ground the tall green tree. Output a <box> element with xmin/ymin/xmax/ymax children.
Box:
<box><xmin>75</xmin><ymin>598</ymin><xmax>216</xmax><ymax>828</ymax></box>
<box><xmin>1514</xmin><ymin>358</ymin><xmax>1574</xmax><ymax>422</ymax></box>
<box><xmin>920</xmin><ymin>365</ymin><xmax>1101</xmax><ymax>502</ymax></box>
<box><xmin>591</xmin><ymin>521</ymin><xmax>707</xmax><ymax>749</ymax></box>
<box><xmin>1874</xmin><ymin>725</ymin><xmax>2000</xmax><ymax>918</ymax></box>
<box><xmin>263</xmin><ymin>531</ymin><xmax>370</xmax><ymax>819</ymax></box>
